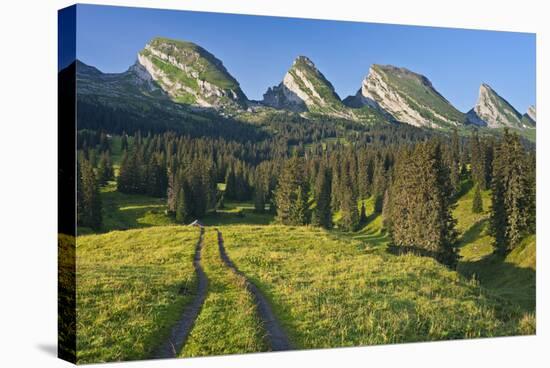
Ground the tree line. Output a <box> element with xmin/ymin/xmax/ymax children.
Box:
<box><xmin>77</xmin><ymin>126</ymin><xmax>535</xmax><ymax>268</ymax></box>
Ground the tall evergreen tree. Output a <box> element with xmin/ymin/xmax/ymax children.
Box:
<box><xmin>470</xmin><ymin>130</ymin><xmax>486</xmax><ymax>189</ymax></box>
<box><xmin>372</xmin><ymin>158</ymin><xmax>387</xmax><ymax>213</ymax></box>
<box><xmin>490</xmin><ymin>130</ymin><xmax>533</xmax><ymax>254</ymax></box>
<box><xmin>97</xmin><ymin>151</ymin><xmax>114</xmax><ymax>185</ymax></box>
<box><xmin>312</xmin><ymin>164</ymin><xmax>332</xmax><ymax>229</ymax></box>
<box><xmin>359</xmin><ymin>202</ymin><xmax>367</xmax><ymax>225</ymax></box>
<box><xmin>340</xmin><ymin>163</ymin><xmax>359</xmax><ymax>231</ymax></box>
<box><xmin>166</xmin><ymin>166</ymin><xmax>179</xmax><ymax>215</ymax></box>
<box><xmin>274</xmin><ymin>156</ymin><xmax>308</xmax><ymax>225</ymax></box>
<box><xmin>448</xmin><ymin>128</ymin><xmax>461</xmax><ymax>195</ymax></box>
<box><xmin>388</xmin><ymin>141</ymin><xmax>458</xmax><ymax>267</ymax></box>
<box><xmin>472</xmin><ymin>184</ymin><xmax>483</xmax><ymax>213</ymax></box>
<box><xmin>253</xmin><ymin>180</ymin><xmax>265</xmax><ymax>213</ymax></box>
<box><xmin>78</xmin><ymin>157</ymin><xmax>102</xmax><ymax>230</ymax></box>
<box><xmin>175</xmin><ymin>186</ymin><xmax>191</xmax><ymax>224</ymax></box>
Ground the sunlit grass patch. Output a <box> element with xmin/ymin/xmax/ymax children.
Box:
<box><xmin>76</xmin><ymin>226</ymin><xmax>199</xmax><ymax>363</ymax></box>
<box><xmin>181</xmin><ymin>230</ymin><xmax>267</xmax><ymax>357</ymax></box>
<box><xmin>221</xmin><ymin>225</ymin><xmax>510</xmax><ymax>349</ymax></box>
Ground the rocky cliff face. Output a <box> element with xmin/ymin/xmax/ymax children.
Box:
<box><xmin>521</xmin><ymin>105</ymin><xmax>536</xmax><ymax>127</ymax></box>
<box><xmin>466</xmin><ymin>83</ymin><xmax>523</xmax><ymax>129</ymax></box>
<box><xmin>136</xmin><ymin>37</ymin><xmax>248</xmax><ymax>109</ymax></box>
<box><xmin>527</xmin><ymin>105</ymin><xmax>536</xmax><ymax>122</ymax></box>
<box><xmin>345</xmin><ymin>65</ymin><xmax>465</xmax><ymax>128</ymax></box>
<box><xmin>262</xmin><ymin>56</ymin><xmax>349</xmax><ymax>117</ymax></box>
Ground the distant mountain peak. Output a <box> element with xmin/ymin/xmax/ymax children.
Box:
<box><xmin>136</xmin><ymin>37</ymin><xmax>248</xmax><ymax>109</ymax></box>
<box><xmin>527</xmin><ymin>105</ymin><xmax>536</xmax><ymax>122</ymax></box>
<box><xmin>466</xmin><ymin>83</ymin><xmax>524</xmax><ymax>129</ymax></box>
<box><xmin>344</xmin><ymin>64</ymin><xmax>465</xmax><ymax>128</ymax></box>
<box><xmin>293</xmin><ymin>55</ymin><xmax>315</xmax><ymax>67</ymax></box>
<box><xmin>262</xmin><ymin>55</ymin><xmax>349</xmax><ymax>117</ymax></box>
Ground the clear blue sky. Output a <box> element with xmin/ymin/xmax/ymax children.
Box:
<box><xmin>73</xmin><ymin>4</ymin><xmax>536</xmax><ymax>113</ymax></box>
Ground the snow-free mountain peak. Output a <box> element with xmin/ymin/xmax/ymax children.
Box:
<box><xmin>136</xmin><ymin>37</ymin><xmax>248</xmax><ymax>110</ymax></box>
<box><xmin>344</xmin><ymin>64</ymin><xmax>466</xmax><ymax>128</ymax></box>
<box><xmin>466</xmin><ymin>83</ymin><xmax>525</xmax><ymax>129</ymax></box>
<box><xmin>262</xmin><ymin>55</ymin><xmax>349</xmax><ymax>116</ymax></box>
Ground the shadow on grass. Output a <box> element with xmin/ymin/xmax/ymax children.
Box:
<box><xmin>453</xmin><ymin>179</ymin><xmax>474</xmax><ymax>201</ymax></box>
<box><xmin>456</xmin><ymin>218</ymin><xmax>535</xmax><ymax>315</ymax></box>
<box><xmin>458</xmin><ymin>218</ymin><xmax>488</xmax><ymax>247</ymax></box>
<box><xmin>201</xmin><ymin>208</ymin><xmax>275</xmax><ymax>226</ymax></box>
<box><xmin>458</xmin><ymin>253</ymin><xmax>535</xmax><ymax>315</ymax></box>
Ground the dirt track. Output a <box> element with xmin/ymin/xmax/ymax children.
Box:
<box><xmin>216</xmin><ymin>229</ymin><xmax>292</xmax><ymax>351</ymax></box>
<box><xmin>153</xmin><ymin>227</ymin><xmax>208</xmax><ymax>359</ymax></box>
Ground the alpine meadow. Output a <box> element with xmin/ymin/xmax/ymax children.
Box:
<box><xmin>58</xmin><ymin>4</ymin><xmax>536</xmax><ymax>364</ymax></box>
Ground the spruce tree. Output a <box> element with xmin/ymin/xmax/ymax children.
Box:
<box><xmin>117</xmin><ymin>150</ymin><xmax>130</xmax><ymax>192</ymax></box>
<box><xmin>97</xmin><ymin>151</ymin><xmax>114</xmax><ymax>185</ymax></box>
<box><xmin>389</xmin><ymin>141</ymin><xmax>457</xmax><ymax>267</ymax></box>
<box><xmin>290</xmin><ymin>188</ymin><xmax>308</xmax><ymax>225</ymax></box>
<box><xmin>225</xmin><ymin>168</ymin><xmax>237</xmax><ymax>200</ymax></box>
<box><xmin>359</xmin><ymin>202</ymin><xmax>367</xmax><ymax>225</ymax></box>
<box><xmin>274</xmin><ymin>156</ymin><xmax>308</xmax><ymax>225</ymax></box>
<box><xmin>175</xmin><ymin>187</ymin><xmax>190</xmax><ymax>224</ymax></box>
<box><xmin>166</xmin><ymin>166</ymin><xmax>179</xmax><ymax>215</ymax></box>
<box><xmin>340</xmin><ymin>163</ymin><xmax>359</xmax><ymax>231</ymax></box>
<box><xmin>470</xmin><ymin>130</ymin><xmax>486</xmax><ymax>189</ymax></box>
<box><xmin>78</xmin><ymin>157</ymin><xmax>102</xmax><ymax>230</ymax></box>
<box><xmin>381</xmin><ymin>189</ymin><xmax>391</xmax><ymax>228</ymax></box>
<box><xmin>490</xmin><ymin>130</ymin><xmax>533</xmax><ymax>254</ymax></box>
<box><xmin>449</xmin><ymin>128</ymin><xmax>461</xmax><ymax>195</ymax></box>
<box><xmin>120</xmin><ymin>134</ymin><xmax>128</xmax><ymax>151</ymax></box>
<box><xmin>189</xmin><ymin>160</ymin><xmax>207</xmax><ymax>218</ymax></box>
<box><xmin>254</xmin><ymin>183</ymin><xmax>265</xmax><ymax>213</ymax></box>
<box><xmin>372</xmin><ymin>159</ymin><xmax>387</xmax><ymax>213</ymax></box>
<box><xmin>472</xmin><ymin>184</ymin><xmax>483</xmax><ymax>213</ymax></box>
<box><xmin>312</xmin><ymin>164</ymin><xmax>332</xmax><ymax>229</ymax></box>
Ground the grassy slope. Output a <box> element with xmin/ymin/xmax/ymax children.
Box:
<box><xmin>75</xmin><ymin>160</ymin><xmax>535</xmax><ymax>361</ymax></box>
<box><xmin>221</xmin><ymin>225</ymin><xmax>511</xmax><ymax>349</ymax></box>
<box><xmin>58</xmin><ymin>234</ymin><xmax>76</xmax><ymax>361</ymax></box>
<box><xmin>181</xmin><ymin>230</ymin><xmax>267</xmax><ymax>357</ymax></box>
<box><xmin>454</xmin><ymin>182</ymin><xmax>536</xmax><ymax>314</ymax></box>
<box><xmin>76</xmin><ymin>226</ymin><xmax>199</xmax><ymax>363</ymax></box>
<box><xmin>100</xmin><ymin>182</ymin><xmax>175</xmax><ymax>232</ymax></box>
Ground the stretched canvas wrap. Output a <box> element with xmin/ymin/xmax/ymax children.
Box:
<box><xmin>58</xmin><ymin>3</ymin><xmax>536</xmax><ymax>364</ymax></box>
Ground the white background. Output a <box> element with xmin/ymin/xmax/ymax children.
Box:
<box><xmin>0</xmin><ymin>0</ymin><xmax>547</xmax><ymax>366</ymax></box>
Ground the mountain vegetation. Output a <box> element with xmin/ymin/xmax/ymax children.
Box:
<box><xmin>68</xmin><ymin>35</ymin><xmax>536</xmax><ymax>364</ymax></box>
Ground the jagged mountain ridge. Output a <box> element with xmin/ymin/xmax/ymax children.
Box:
<box><xmin>466</xmin><ymin>83</ymin><xmax>532</xmax><ymax>129</ymax></box>
<box><xmin>137</xmin><ymin>37</ymin><xmax>248</xmax><ymax>110</ymax></box>
<box><xmin>75</xmin><ymin>36</ymin><xmax>534</xmax><ymax>133</ymax></box>
<box><xmin>262</xmin><ymin>56</ymin><xmax>347</xmax><ymax>115</ymax></box>
<box><xmin>344</xmin><ymin>65</ymin><xmax>466</xmax><ymax>129</ymax></box>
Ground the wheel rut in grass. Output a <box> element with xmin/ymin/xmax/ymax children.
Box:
<box><xmin>153</xmin><ymin>227</ymin><xmax>208</xmax><ymax>359</ymax></box>
<box><xmin>216</xmin><ymin>229</ymin><xmax>292</xmax><ymax>351</ymax></box>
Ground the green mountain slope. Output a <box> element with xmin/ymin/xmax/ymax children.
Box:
<box><xmin>454</xmin><ymin>182</ymin><xmax>536</xmax><ymax>312</ymax></box>
<box><xmin>466</xmin><ymin>83</ymin><xmax>530</xmax><ymax>129</ymax></box>
<box><xmin>137</xmin><ymin>37</ymin><xmax>248</xmax><ymax>109</ymax></box>
<box><xmin>262</xmin><ymin>56</ymin><xmax>350</xmax><ymax>117</ymax></box>
<box><xmin>345</xmin><ymin>64</ymin><xmax>466</xmax><ymax>129</ymax></box>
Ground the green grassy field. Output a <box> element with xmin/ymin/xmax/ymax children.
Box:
<box><xmin>58</xmin><ymin>234</ymin><xmax>76</xmax><ymax>361</ymax></box>
<box><xmin>73</xmin><ymin>175</ymin><xmax>535</xmax><ymax>362</ymax></box>
<box><xmin>180</xmin><ymin>230</ymin><xmax>268</xmax><ymax>357</ymax></box>
<box><xmin>76</xmin><ymin>226</ymin><xmax>200</xmax><ymax>363</ymax></box>
<box><xmin>220</xmin><ymin>225</ymin><xmax>518</xmax><ymax>349</ymax></box>
<box><xmin>453</xmin><ymin>183</ymin><xmax>536</xmax><ymax>314</ymax></box>
<box><xmin>99</xmin><ymin>182</ymin><xmax>175</xmax><ymax>232</ymax></box>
